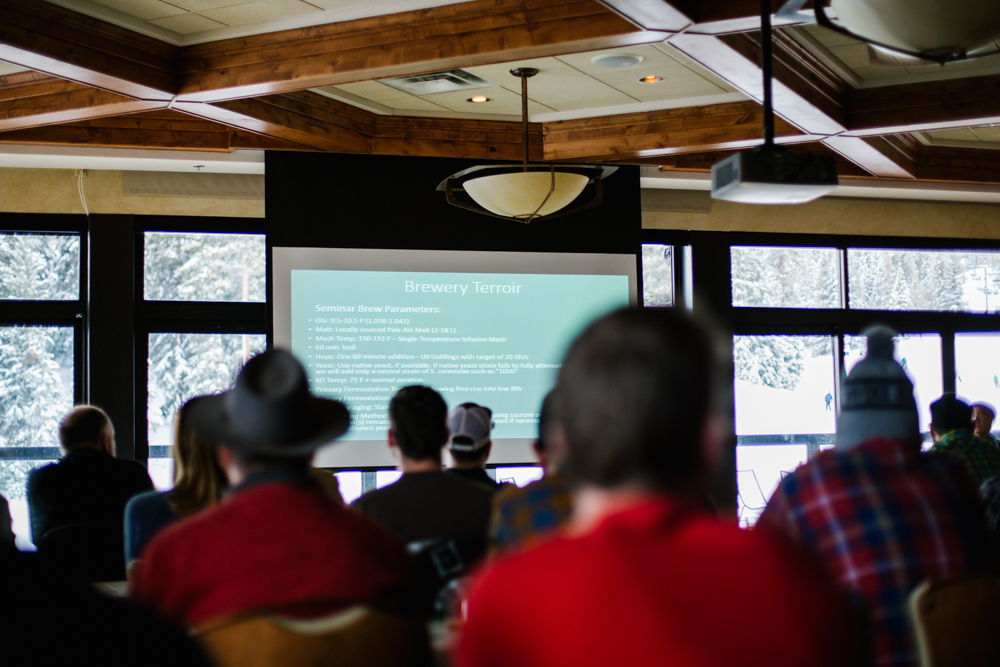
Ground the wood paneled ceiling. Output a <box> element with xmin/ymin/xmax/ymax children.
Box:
<box><xmin>1</xmin><ymin>0</ymin><xmax>1000</xmax><ymax>187</ymax></box>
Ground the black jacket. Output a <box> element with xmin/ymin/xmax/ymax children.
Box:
<box><xmin>27</xmin><ymin>448</ymin><xmax>153</xmax><ymax>580</ymax></box>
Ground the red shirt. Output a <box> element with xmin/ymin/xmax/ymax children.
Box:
<box><xmin>456</xmin><ymin>498</ymin><xmax>867</xmax><ymax>667</ymax></box>
<box><xmin>130</xmin><ymin>480</ymin><xmax>413</xmax><ymax>628</ymax></box>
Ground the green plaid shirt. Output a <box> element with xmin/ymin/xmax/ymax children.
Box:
<box><xmin>931</xmin><ymin>430</ymin><xmax>1000</xmax><ymax>484</ymax></box>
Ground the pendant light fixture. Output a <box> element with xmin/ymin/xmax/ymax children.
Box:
<box><xmin>437</xmin><ymin>68</ymin><xmax>616</xmax><ymax>224</ymax></box>
<box><xmin>780</xmin><ymin>0</ymin><xmax>1000</xmax><ymax>64</ymax></box>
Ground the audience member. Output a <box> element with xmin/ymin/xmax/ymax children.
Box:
<box><xmin>3</xmin><ymin>547</ymin><xmax>211</xmax><ymax>666</ymax></box>
<box><xmin>124</xmin><ymin>396</ymin><xmax>227</xmax><ymax>565</ymax></box>
<box><xmin>28</xmin><ymin>405</ymin><xmax>153</xmax><ymax>581</ymax></box>
<box><xmin>972</xmin><ymin>402</ymin><xmax>999</xmax><ymax>446</ymax></box>
<box><xmin>759</xmin><ymin>327</ymin><xmax>989</xmax><ymax>667</ymax></box>
<box><xmin>491</xmin><ymin>390</ymin><xmax>573</xmax><ymax>554</ymax></box>
<box><xmin>982</xmin><ymin>477</ymin><xmax>1000</xmax><ymax>567</ymax></box>
<box><xmin>457</xmin><ymin>308</ymin><xmax>868</xmax><ymax>667</ymax></box>
<box><xmin>446</xmin><ymin>403</ymin><xmax>510</xmax><ymax>493</ymax></box>
<box><xmin>352</xmin><ymin>386</ymin><xmax>494</xmax><ymax>566</ymax></box>
<box><xmin>930</xmin><ymin>393</ymin><xmax>1000</xmax><ymax>484</ymax></box>
<box><xmin>130</xmin><ymin>350</ymin><xmax>414</xmax><ymax>629</ymax></box>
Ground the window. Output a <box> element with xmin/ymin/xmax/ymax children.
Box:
<box><xmin>0</xmin><ymin>326</ymin><xmax>76</xmax><ymax>548</ymax></box>
<box><xmin>845</xmin><ymin>333</ymin><xmax>941</xmax><ymax>436</ymax></box>
<box><xmin>146</xmin><ymin>333</ymin><xmax>266</xmax><ymax>489</ymax></box>
<box><xmin>848</xmin><ymin>248</ymin><xmax>1000</xmax><ymax>312</ymax></box>
<box><xmin>0</xmin><ymin>233</ymin><xmax>80</xmax><ymax>301</ymax></box>
<box><xmin>734</xmin><ymin>335</ymin><xmax>836</xmax><ymax>527</ymax></box>
<box><xmin>143</xmin><ymin>232</ymin><xmax>265</xmax><ymax>302</ymax></box>
<box><xmin>955</xmin><ymin>333</ymin><xmax>1000</xmax><ymax>430</ymax></box>
<box><xmin>641</xmin><ymin>244</ymin><xmax>673</xmax><ymax>307</ymax></box>
<box><xmin>731</xmin><ymin>246</ymin><xmax>841</xmax><ymax>308</ymax></box>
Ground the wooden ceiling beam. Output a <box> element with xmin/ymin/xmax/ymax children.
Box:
<box><xmin>176</xmin><ymin>0</ymin><xmax>669</xmax><ymax>103</ymax></box>
<box><xmin>0</xmin><ymin>72</ymin><xmax>166</xmax><ymax>132</ymax></box>
<box><xmin>541</xmin><ymin>101</ymin><xmax>817</xmax><ymax>161</ymax></box>
<box><xmin>0</xmin><ymin>0</ymin><xmax>176</xmax><ymax>100</ymax></box>
<box><xmin>373</xmin><ymin>116</ymin><xmax>540</xmax><ymax>161</ymax></box>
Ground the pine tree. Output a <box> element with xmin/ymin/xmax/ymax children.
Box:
<box><xmin>641</xmin><ymin>245</ymin><xmax>673</xmax><ymax>306</ymax></box>
<box><xmin>734</xmin><ymin>335</ymin><xmax>806</xmax><ymax>390</ymax></box>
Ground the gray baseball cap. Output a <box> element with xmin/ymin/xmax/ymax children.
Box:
<box><xmin>447</xmin><ymin>404</ymin><xmax>492</xmax><ymax>452</ymax></box>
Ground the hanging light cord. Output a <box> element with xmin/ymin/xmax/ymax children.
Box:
<box><xmin>77</xmin><ymin>169</ymin><xmax>90</xmax><ymax>217</ymax></box>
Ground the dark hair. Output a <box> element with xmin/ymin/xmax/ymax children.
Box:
<box><xmin>557</xmin><ymin>307</ymin><xmax>717</xmax><ymax>490</ymax></box>
<box><xmin>536</xmin><ymin>390</ymin><xmax>559</xmax><ymax>453</ymax></box>
<box><xmin>389</xmin><ymin>385</ymin><xmax>448</xmax><ymax>461</ymax></box>
<box><xmin>982</xmin><ymin>478</ymin><xmax>1000</xmax><ymax>565</ymax></box>
<box><xmin>59</xmin><ymin>406</ymin><xmax>112</xmax><ymax>449</ymax></box>
<box><xmin>167</xmin><ymin>397</ymin><xmax>228</xmax><ymax>518</ymax></box>
<box><xmin>931</xmin><ymin>394</ymin><xmax>973</xmax><ymax>434</ymax></box>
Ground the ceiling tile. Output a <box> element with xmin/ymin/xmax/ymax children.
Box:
<box><xmin>555</xmin><ymin>44</ymin><xmax>678</xmax><ymax>77</ymax></box>
<box><xmin>165</xmin><ymin>0</ymin><xmax>261</xmax><ymax>10</ymax></box>
<box><xmin>334</xmin><ymin>81</ymin><xmax>413</xmax><ymax>102</ymax></box>
<box><xmin>851</xmin><ymin>65</ymin><xmax>907</xmax><ymax>81</ymax></box>
<box><xmin>971</xmin><ymin>125</ymin><xmax>1000</xmax><ymax>142</ymax></box>
<box><xmin>828</xmin><ymin>43</ymin><xmax>872</xmax><ymax>69</ymax></box>
<box><xmin>927</xmin><ymin>128</ymin><xmax>980</xmax><ymax>141</ymax></box>
<box><xmin>462</xmin><ymin>58</ymin><xmax>584</xmax><ymax>94</ymax></box>
<box><xmin>150</xmin><ymin>12</ymin><xmax>227</xmax><ymax>32</ymax></box>
<box><xmin>0</xmin><ymin>61</ymin><xmax>29</xmax><ymax>76</ymax></box>
<box><xmin>802</xmin><ymin>24</ymin><xmax>863</xmax><ymax>48</ymax></box>
<box><xmin>379</xmin><ymin>97</ymin><xmax>451</xmax><ymax>112</ymax></box>
<box><xmin>91</xmin><ymin>0</ymin><xmax>189</xmax><ymax>20</ymax></box>
<box><xmin>529</xmin><ymin>78</ymin><xmax>635</xmax><ymax>111</ymax></box>
<box><xmin>200</xmin><ymin>0</ymin><xmax>322</xmax><ymax>26</ymax></box>
<box><xmin>421</xmin><ymin>86</ymin><xmax>554</xmax><ymax>115</ymax></box>
<box><xmin>595</xmin><ymin>67</ymin><xmax>727</xmax><ymax>102</ymax></box>
<box><xmin>651</xmin><ymin>43</ymin><xmax>741</xmax><ymax>93</ymax></box>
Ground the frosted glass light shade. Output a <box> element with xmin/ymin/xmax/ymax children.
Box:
<box><xmin>831</xmin><ymin>0</ymin><xmax>1000</xmax><ymax>57</ymax></box>
<box><xmin>463</xmin><ymin>171</ymin><xmax>590</xmax><ymax>219</ymax></box>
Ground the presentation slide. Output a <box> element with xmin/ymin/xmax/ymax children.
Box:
<box><xmin>273</xmin><ymin>248</ymin><xmax>636</xmax><ymax>466</ymax></box>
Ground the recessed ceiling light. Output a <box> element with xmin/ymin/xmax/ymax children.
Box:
<box><xmin>638</xmin><ymin>75</ymin><xmax>664</xmax><ymax>84</ymax></box>
<box><xmin>468</xmin><ymin>96</ymin><xmax>491</xmax><ymax>103</ymax></box>
<box><xmin>592</xmin><ymin>54</ymin><xmax>643</xmax><ymax>68</ymax></box>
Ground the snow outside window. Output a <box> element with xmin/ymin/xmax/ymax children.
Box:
<box><xmin>848</xmin><ymin>249</ymin><xmax>1000</xmax><ymax>313</ymax></box>
<box><xmin>731</xmin><ymin>246</ymin><xmax>841</xmax><ymax>309</ymax></box>
<box><xmin>734</xmin><ymin>335</ymin><xmax>835</xmax><ymax>527</ymax></box>
<box><xmin>844</xmin><ymin>333</ymin><xmax>941</xmax><ymax>438</ymax></box>
<box><xmin>144</xmin><ymin>232</ymin><xmax>265</xmax><ymax>302</ymax></box>
<box><xmin>0</xmin><ymin>233</ymin><xmax>79</xmax><ymax>300</ymax></box>
<box><xmin>0</xmin><ymin>326</ymin><xmax>75</xmax><ymax>549</ymax></box>
<box><xmin>147</xmin><ymin>332</ymin><xmax>266</xmax><ymax>490</ymax></box>
<box><xmin>641</xmin><ymin>244</ymin><xmax>673</xmax><ymax>307</ymax></box>
<box><xmin>955</xmin><ymin>334</ymin><xmax>1000</xmax><ymax>436</ymax></box>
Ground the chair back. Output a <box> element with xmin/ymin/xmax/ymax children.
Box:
<box><xmin>36</xmin><ymin>521</ymin><xmax>125</xmax><ymax>582</ymax></box>
<box><xmin>195</xmin><ymin>605</ymin><xmax>431</xmax><ymax>667</ymax></box>
<box><xmin>407</xmin><ymin>537</ymin><xmax>486</xmax><ymax>618</ymax></box>
<box><xmin>909</xmin><ymin>572</ymin><xmax>1000</xmax><ymax>667</ymax></box>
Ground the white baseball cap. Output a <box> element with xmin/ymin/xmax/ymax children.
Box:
<box><xmin>447</xmin><ymin>404</ymin><xmax>492</xmax><ymax>452</ymax></box>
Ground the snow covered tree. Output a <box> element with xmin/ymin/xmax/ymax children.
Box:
<box><xmin>734</xmin><ymin>335</ymin><xmax>806</xmax><ymax>390</ymax></box>
<box><xmin>144</xmin><ymin>232</ymin><xmax>265</xmax><ymax>302</ymax></box>
<box><xmin>641</xmin><ymin>244</ymin><xmax>673</xmax><ymax>306</ymax></box>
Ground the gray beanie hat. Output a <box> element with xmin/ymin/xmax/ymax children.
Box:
<box><xmin>836</xmin><ymin>325</ymin><xmax>921</xmax><ymax>450</ymax></box>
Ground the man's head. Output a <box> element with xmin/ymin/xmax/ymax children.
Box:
<box><xmin>59</xmin><ymin>406</ymin><xmax>115</xmax><ymax>456</ymax></box>
<box><xmin>533</xmin><ymin>390</ymin><xmax>568</xmax><ymax>475</ymax></box>
<box><xmin>972</xmin><ymin>403</ymin><xmax>996</xmax><ymax>440</ymax></box>
<box><xmin>556</xmin><ymin>307</ymin><xmax>722</xmax><ymax>494</ymax></box>
<box><xmin>930</xmin><ymin>394</ymin><xmax>974</xmax><ymax>442</ymax></box>
<box><xmin>388</xmin><ymin>385</ymin><xmax>449</xmax><ymax>463</ymax></box>
<box><xmin>447</xmin><ymin>403</ymin><xmax>493</xmax><ymax>469</ymax></box>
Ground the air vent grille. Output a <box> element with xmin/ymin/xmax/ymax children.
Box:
<box><xmin>380</xmin><ymin>69</ymin><xmax>493</xmax><ymax>96</ymax></box>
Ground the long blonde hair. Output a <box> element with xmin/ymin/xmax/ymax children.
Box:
<box><xmin>166</xmin><ymin>396</ymin><xmax>228</xmax><ymax>518</ymax></box>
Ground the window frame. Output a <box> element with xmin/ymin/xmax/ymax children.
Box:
<box><xmin>134</xmin><ymin>216</ymin><xmax>266</xmax><ymax>464</ymax></box>
<box><xmin>0</xmin><ymin>214</ymin><xmax>88</xmax><ymax>464</ymax></box>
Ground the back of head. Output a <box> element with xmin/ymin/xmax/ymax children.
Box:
<box><xmin>168</xmin><ymin>396</ymin><xmax>228</xmax><ymax>517</ymax></box>
<box><xmin>931</xmin><ymin>393</ymin><xmax>973</xmax><ymax>435</ymax></box>
<box><xmin>836</xmin><ymin>326</ymin><xmax>920</xmax><ymax>450</ymax></box>
<box><xmin>557</xmin><ymin>307</ymin><xmax>718</xmax><ymax>491</ymax></box>
<box><xmin>59</xmin><ymin>406</ymin><xmax>112</xmax><ymax>451</ymax></box>
<box><xmin>389</xmin><ymin>385</ymin><xmax>448</xmax><ymax>461</ymax></box>
<box><xmin>537</xmin><ymin>390</ymin><xmax>560</xmax><ymax>451</ymax></box>
<box><xmin>447</xmin><ymin>403</ymin><xmax>493</xmax><ymax>464</ymax></box>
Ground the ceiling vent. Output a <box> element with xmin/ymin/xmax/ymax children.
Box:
<box><xmin>379</xmin><ymin>69</ymin><xmax>493</xmax><ymax>96</ymax></box>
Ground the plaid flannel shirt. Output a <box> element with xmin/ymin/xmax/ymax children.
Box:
<box><xmin>758</xmin><ymin>438</ymin><xmax>987</xmax><ymax>667</ymax></box>
<box><xmin>930</xmin><ymin>430</ymin><xmax>1000</xmax><ymax>485</ymax></box>
<box><xmin>491</xmin><ymin>474</ymin><xmax>573</xmax><ymax>554</ymax></box>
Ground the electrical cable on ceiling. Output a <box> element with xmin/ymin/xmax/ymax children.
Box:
<box><xmin>77</xmin><ymin>169</ymin><xmax>89</xmax><ymax>218</ymax></box>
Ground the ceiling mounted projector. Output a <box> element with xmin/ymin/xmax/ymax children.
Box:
<box><xmin>712</xmin><ymin>149</ymin><xmax>838</xmax><ymax>204</ymax></box>
<box><xmin>781</xmin><ymin>0</ymin><xmax>1000</xmax><ymax>64</ymax></box>
<box><xmin>712</xmin><ymin>0</ymin><xmax>837</xmax><ymax>205</ymax></box>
